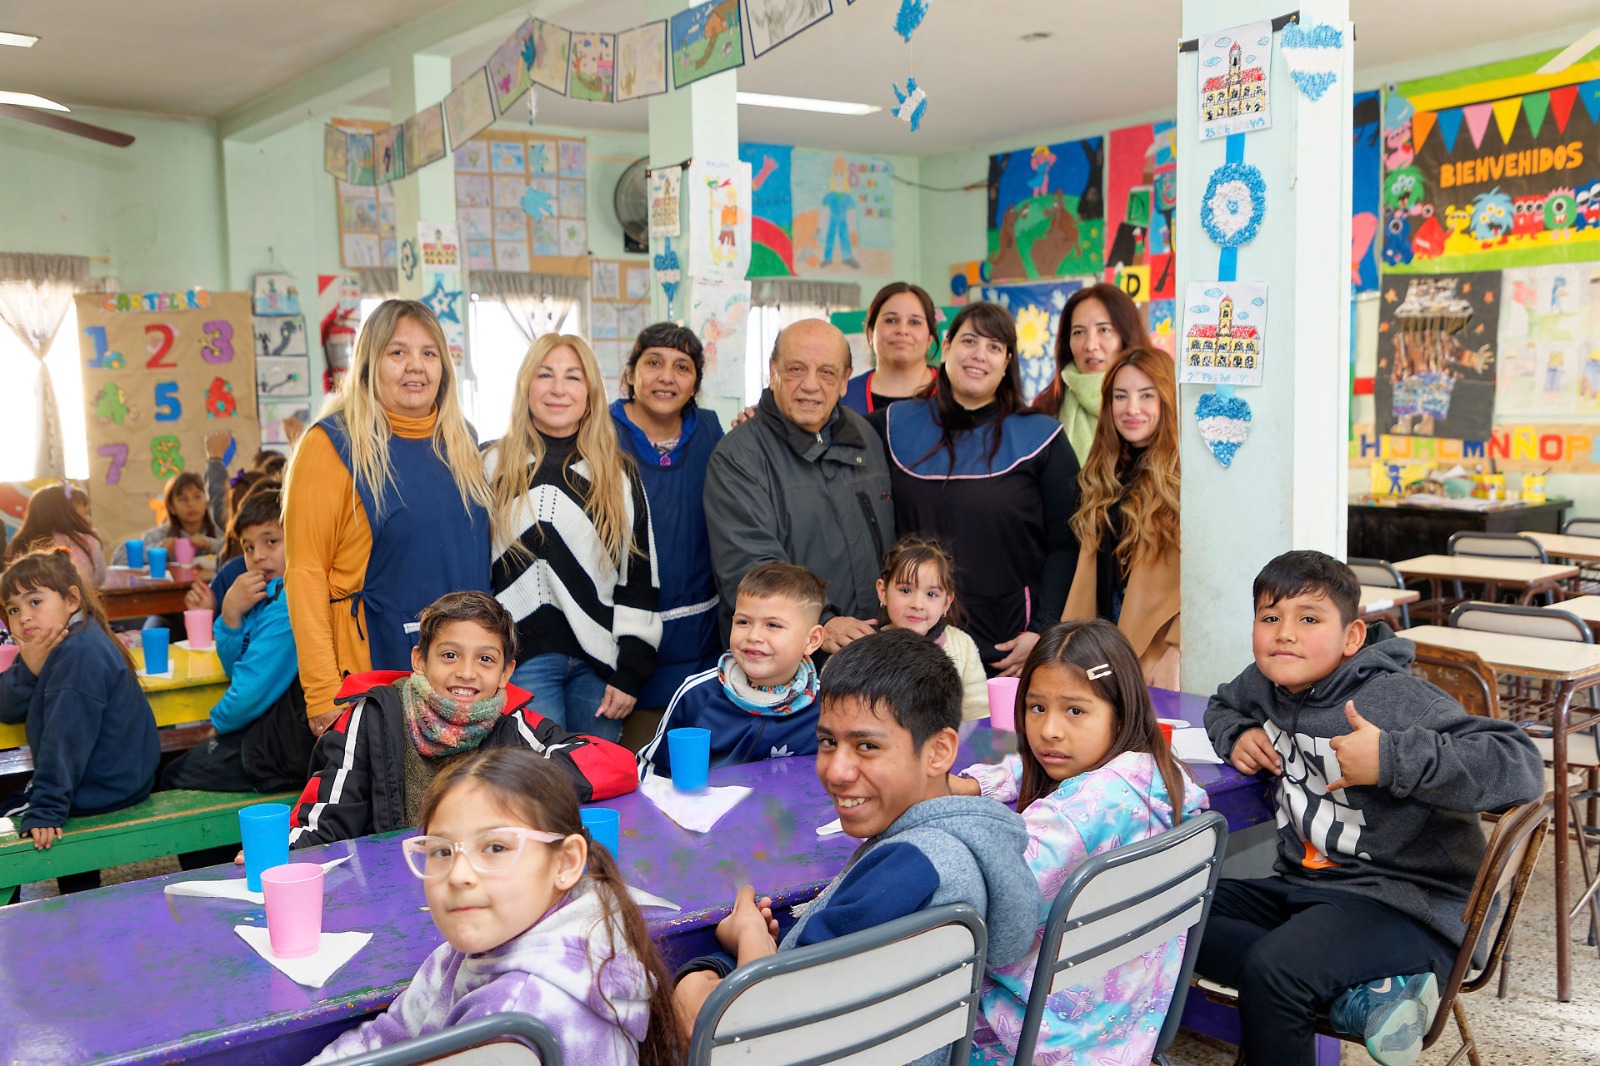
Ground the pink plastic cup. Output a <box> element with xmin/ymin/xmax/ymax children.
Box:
<box><xmin>172</xmin><ymin>538</ymin><xmax>196</xmax><ymax>565</ymax></box>
<box><xmin>986</xmin><ymin>676</ymin><xmax>1020</xmax><ymax>731</ymax></box>
<box><xmin>183</xmin><ymin>609</ymin><xmax>214</xmax><ymax>650</ymax></box>
<box><xmin>261</xmin><ymin>863</ymin><xmax>325</xmax><ymax>958</ymax></box>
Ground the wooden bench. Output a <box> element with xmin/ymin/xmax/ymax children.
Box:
<box><xmin>0</xmin><ymin>788</ymin><xmax>297</xmax><ymax>902</ymax></box>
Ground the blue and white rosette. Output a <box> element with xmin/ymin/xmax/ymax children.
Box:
<box><xmin>1200</xmin><ymin>161</ymin><xmax>1266</xmax><ymax>249</ymax></box>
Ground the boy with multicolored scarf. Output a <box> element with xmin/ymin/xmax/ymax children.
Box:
<box><xmin>288</xmin><ymin>591</ymin><xmax>638</xmax><ymax>848</ymax></box>
<box><xmin>636</xmin><ymin>562</ymin><xmax>825</xmax><ymax>780</ymax></box>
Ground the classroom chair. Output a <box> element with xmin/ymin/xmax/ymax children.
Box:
<box><xmin>1410</xmin><ymin>642</ymin><xmax>1500</xmax><ymax>721</ymax></box>
<box><xmin>1561</xmin><ymin>518</ymin><xmax>1600</xmax><ymax>596</ymax></box>
<box><xmin>687</xmin><ymin>903</ymin><xmax>986</xmax><ymax>1065</ymax></box>
<box><xmin>1349</xmin><ymin>557</ymin><xmax>1413</xmax><ymax>630</ymax></box>
<box><xmin>1012</xmin><ymin>810</ymin><xmax>1228</xmax><ymax>1066</ymax></box>
<box><xmin>324</xmin><ymin>1012</ymin><xmax>563</xmax><ymax>1065</ymax></box>
<box><xmin>1447</xmin><ymin>531</ymin><xmax>1557</xmax><ymax>607</ymax></box>
<box><xmin>1197</xmin><ymin>799</ymin><xmax>1553</xmax><ymax>1066</ymax></box>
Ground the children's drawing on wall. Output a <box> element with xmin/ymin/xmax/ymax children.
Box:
<box><xmin>252</xmin><ymin>274</ymin><xmax>300</xmax><ymax>317</ymax></box>
<box><xmin>986</xmin><ymin>137</ymin><xmax>1103</xmax><ymax>283</ymax></box>
<box><xmin>374</xmin><ymin>125</ymin><xmax>404</xmax><ymax>184</ymax></box>
<box><xmin>1496</xmin><ymin>263</ymin><xmax>1600</xmax><ymax>416</ymax></box>
<box><xmin>616</xmin><ymin>21</ymin><xmax>668</xmax><ymax>102</ymax></box>
<box><xmin>487</xmin><ymin>18</ymin><xmax>538</xmax><ymax>110</ymax></box>
<box><xmin>687</xmin><ymin>159</ymin><xmax>752</xmax><ymax>280</ymax></box>
<box><xmin>1104</xmin><ymin>121</ymin><xmax>1176</xmax><ymax>299</ymax></box>
<box><xmin>403</xmin><ymin>106</ymin><xmax>447</xmax><ymax>172</ymax></box>
<box><xmin>569</xmin><ymin>33</ymin><xmax>616</xmax><ymax>103</ymax></box>
<box><xmin>1352</xmin><ymin>91</ymin><xmax>1382</xmax><ymax>292</ymax></box>
<box><xmin>1197</xmin><ymin>21</ymin><xmax>1273</xmax><ymax>139</ymax></box>
<box><xmin>739</xmin><ymin>142</ymin><xmax>796</xmax><ymax>277</ymax></box>
<box><xmin>444</xmin><ymin>69</ymin><xmax>496</xmax><ymax>147</ymax></box>
<box><xmin>648</xmin><ymin>164</ymin><xmax>682</xmax><ymax>238</ymax></box>
<box><xmin>975</xmin><ymin>280</ymin><xmax>1087</xmax><ymax>402</ymax></box>
<box><xmin>792</xmin><ymin>150</ymin><xmax>893</xmax><ymax>277</ymax></box>
<box><xmin>689</xmin><ymin>278</ymin><xmax>752</xmax><ymax>398</ymax></box>
<box><xmin>1375</xmin><ymin>272</ymin><xmax>1500</xmax><ymax>439</ymax></box>
<box><xmin>529</xmin><ymin>19</ymin><xmax>571</xmax><ymax>94</ymax></box>
<box><xmin>251</xmin><ymin>316</ymin><xmax>308</xmax><ymax>361</ymax></box>
<box><xmin>1146</xmin><ymin>298</ymin><xmax>1177</xmax><ymax>356</ymax></box>
<box><xmin>746</xmin><ymin>0</ymin><xmax>833</xmax><ymax>58</ymax></box>
<box><xmin>1178</xmin><ymin>281</ymin><xmax>1268</xmax><ymax>387</ymax></box>
<box><xmin>669</xmin><ymin>0</ymin><xmax>745</xmax><ymax>89</ymax></box>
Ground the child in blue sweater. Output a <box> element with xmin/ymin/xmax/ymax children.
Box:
<box><xmin>636</xmin><ymin>561</ymin><xmax>824</xmax><ymax>779</ymax></box>
<box><xmin>0</xmin><ymin>548</ymin><xmax>159</xmax><ymax>888</ymax></box>
<box><xmin>162</xmin><ymin>485</ymin><xmax>310</xmax><ymax>794</ymax></box>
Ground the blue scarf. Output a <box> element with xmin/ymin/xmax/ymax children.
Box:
<box><xmin>717</xmin><ymin>652</ymin><xmax>819</xmax><ymax>716</ymax></box>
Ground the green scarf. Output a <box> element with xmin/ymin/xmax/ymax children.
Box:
<box><xmin>399</xmin><ymin>673</ymin><xmax>506</xmax><ymax>758</ymax></box>
<box><xmin>1057</xmin><ymin>367</ymin><xmax>1105</xmax><ymax>465</ymax></box>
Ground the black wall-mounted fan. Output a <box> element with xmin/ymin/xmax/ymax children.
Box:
<box><xmin>615</xmin><ymin>157</ymin><xmax>649</xmax><ymax>253</ymax></box>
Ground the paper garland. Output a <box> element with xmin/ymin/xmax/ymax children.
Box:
<box><xmin>1279</xmin><ymin>21</ymin><xmax>1344</xmax><ymax>102</ymax></box>
<box><xmin>1200</xmin><ymin>161</ymin><xmax>1266</xmax><ymax>248</ymax></box>
<box><xmin>892</xmin><ymin>77</ymin><xmax>927</xmax><ymax>131</ymax></box>
<box><xmin>1195</xmin><ymin>391</ymin><xmax>1253</xmax><ymax>467</ymax></box>
<box><xmin>654</xmin><ymin>238</ymin><xmax>682</xmax><ymax>318</ymax></box>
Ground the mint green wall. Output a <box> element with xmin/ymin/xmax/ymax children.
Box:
<box><xmin>0</xmin><ymin>108</ymin><xmax>227</xmax><ymax>291</ymax></box>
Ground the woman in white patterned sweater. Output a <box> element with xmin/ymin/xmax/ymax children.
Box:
<box><xmin>485</xmin><ymin>335</ymin><xmax>662</xmax><ymax>743</ymax></box>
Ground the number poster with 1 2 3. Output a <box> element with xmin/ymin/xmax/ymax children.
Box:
<box><xmin>74</xmin><ymin>290</ymin><xmax>259</xmax><ymax>543</ymax></box>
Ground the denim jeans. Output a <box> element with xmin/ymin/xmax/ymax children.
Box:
<box><xmin>510</xmin><ymin>654</ymin><xmax>622</xmax><ymax>743</ymax></box>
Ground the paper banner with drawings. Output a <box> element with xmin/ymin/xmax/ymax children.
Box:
<box><xmin>1350</xmin><ymin>420</ymin><xmax>1600</xmax><ymax>473</ymax></box>
<box><xmin>418</xmin><ymin>222</ymin><xmax>465</xmax><ymax>362</ymax></box>
<box><xmin>616</xmin><ymin>21</ymin><xmax>668</xmax><ymax>102</ymax></box>
<box><xmin>1197</xmin><ymin>20</ymin><xmax>1273</xmax><ymax>139</ymax></box>
<box><xmin>689</xmin><ymin>277</ymin><xmax>751</xmax><ymax>398</ymax></box>
<box><xmin>530</xmin><ymin>19</ymin><xmax>572</xmax><ymax>94</ymax></box>
<box><xmin>1493</xmin><ymin>262</ymin><xmax>1600</xmax><ymax>417</ymax></box>
<box><xmin>488</xmin><ymin>17</ymin><xmax>537</xmax><ymax>111</ymax></box>
<box><xmin>975</xmin><ymin>280</ymin><xmax>1086</xmax><ymax>402</ymax></box>
<box><xmin>444</xmin><ymin>69</ymin><xmax>496</xmax><ymax>149</ymax></box>
<box><xmin>986</xmin><ymin>137</ymin><xmax>1102</xmax><ymax>283</ymax></box>
<box><xmin>670</xmin><ymin>0</ymin><xmax>745</xmax><ymax>89</ymax></box>
<box><xmin>1104</xmin><ymin>121</ymin><xmax>1176</xmax><ymax>300</ymax></box>
<box><xmin>687</xmin><ymin>159</ymin><xmax>752</xmax><ymax>281</ymax></box>
<box><xmin>747</xmin><ymin>0</ymin><xmax>833</xmax><ymax>58</ymax></box>
<box><xmin>649</xmin><ymin>165</ymin><xmax>682</xmax><ymax>238</ymax></box>
<box><xmin>403</xmin><ymin>106</ymin><xmax>447</xmax><ymax>173</ymax></box>
<box><xmin>739</xmin><ymin>142</ymin><xmax>794</xmax><ymax>277</ymax></box>
<box><xmin>1374</xmin><ymin>271</ymin><xmax>1499</xmax><ymax>439</ymax></box>
<box><xmin>570</xmin><ymin>33</ymin><xmax>616</xmax><ymax>103</ymax></box>
<box><xmin>322</xmin><ymin>126</ymin><xmax>347</xmax><ymax>180</ymax></box>
<box><xmin>74</xmin><ymin>291</ymin><xmax>259</xmax><ymax>543</ymax></box>
<box><xmin>791</xmin><ymin>149</ymin><xmax>892</xmax><ymax>277</ymax></box>
<box><xmin>1179</xmin><ymin>281</ymin><xmax>1269</xmax><ymax>387</ymax></box>
<box><xmin>374</xmin><ymin>126</ymin><xmax>405</xmax><ymax>184</ymax></box>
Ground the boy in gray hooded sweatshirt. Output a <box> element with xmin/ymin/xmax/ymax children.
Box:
<box><xmin>1198</xmin><ymin>551</ymin><xmax>1543</xmax><ymax>1066</ymax></box>
<box><xmin>672</xmin><ymin>628</ymin><xmax>1041</xmax><ymax>1064</ymax></box>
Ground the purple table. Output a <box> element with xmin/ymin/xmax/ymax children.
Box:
<box><xmin>0</xmin><ymin>689</ymin><xmax>1286</xmax><ymax>1065</ymax></box>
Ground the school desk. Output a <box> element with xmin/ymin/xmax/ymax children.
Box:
<box><xmin>0</xmin><ymin>645</ymin><xmax>226</xmax><ymax>774</ymax></box>
<box><xmin>98</xmin><ymin>566</ymin><xmax>211</xmax><ymax>622</ymax></box>
<box><xmin>1357</xmin><ymin>585</ymin><xmax>1420</xmax><ymax>623</ymax></box>
<box><xmin>0</xmin><ymin>691</ymin><xmax>1282</xmax><ymax>1065</ymax></box>
<box><xmin>1393</xmin><ymin>553</ymin><xmax>1577</xmax><ymax>616</ymax></box>
<box><xmin>1400</xmin><ymin>623</ymin><xmax>1600</xmax><ymax>1002</ymax></box>
<box><xmin>1545</xmin><ymin>595</ymin><xmax>1600</xmax><ymax>628</ymax></box>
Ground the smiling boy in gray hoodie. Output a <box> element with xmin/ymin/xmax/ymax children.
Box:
<box><xmin>1198</xmin><ymin>551</ymin><xmax>1543</xmax><ymax>1066</ymax></box>
<box><xmin>672</xmin><ymin>628</ymin><xmax>1041</xmax><ymax>1064</ymax></box>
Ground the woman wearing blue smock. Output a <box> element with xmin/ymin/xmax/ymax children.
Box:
<box><xmin>284</xmin><ymin>300</ymin><xmax>492</xmax><ymax>732</ymax></box>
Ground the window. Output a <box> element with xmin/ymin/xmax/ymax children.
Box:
<box><xmin>0</xmin><ymin>302</ymin><xmax>88</xmax><ymax>481</ymax></box>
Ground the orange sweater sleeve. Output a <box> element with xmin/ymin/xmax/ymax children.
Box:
<box><xmin>283</xmin><ymin>425</ymin><xmax>372</xmax><ymax>718</ymax></box>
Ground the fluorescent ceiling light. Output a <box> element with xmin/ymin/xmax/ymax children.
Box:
<box><xmin>1536</xmin><ymin>25</ymin><xmax>1600</xmax><ymax>75</ymax></box>
<box><xmin>0</xmin><ymin>32</ymin><xmax>39</xmax><ymax>48</ymax></box>
<box><xmin>736</xmin><ymin>91</ymin><xmax>880</xmax><ymax>116</ymax></box>
<box><xmin>0</xmin><ymin>91</ymin><xmax>68</xmax><ymax>111</ymax></box>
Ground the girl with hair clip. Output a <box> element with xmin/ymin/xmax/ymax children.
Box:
<box><xmin>872</xmin><ymin>301</ymin><xmax>1079</xmax><ymax>678</ymax></box>
<box><xmin>1030</xmin><ymin>283</ymin><xmax>1152</xmax><ymax>465</ymax></box>
<box><xmin>875</xmin><ymin>534</ymin><xmax>988</xmax><ymax>730</ymax></box>
<box><xmin>952</xmin><ymin>619</ymin><xmax>1206</xmax><ymax>1065</ymax></box>
<box><xmin>310</xmin><ymin>748</ymin><xmax>684</xmax><ymax>1065</ymax></box>
<box><xmin>1062</xmin><ymin>347</ymin><xmax>1182</xmax><ymax>688</ymax></box>
<box><xmin>0</xmin><ymin>548</ymin><xmax>159</xmax><ymax>884</ymax></box>
<box><xmin>111</xmin><ymin>471</ymin><xmax>225</xmax><ymax>567</ymax></box>
<box><xmin>487</xmin><ymin>334</ymin><xmax>661</xmax><ymax>743</ymax></box>
<box><xmin>6</xmin><ymin>482</ymin><xmax>107</xmax><ymax>586</ymax></box>
<box><xmin>843</xmin><ymin>281</ymin><xmax>941</xmax><ymax>414</ymax></box>
<box><xmin>283</xmin><ymin>299</ymin><xmax>493</xmax><ymax>732</ymax></box>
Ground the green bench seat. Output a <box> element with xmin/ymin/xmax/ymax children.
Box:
<box><xmin>0</xmin><ymin>788</ymin><xmax>298</xmax><ymax>902</ymax></box>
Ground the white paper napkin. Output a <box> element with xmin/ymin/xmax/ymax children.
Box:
<box><xmin>638</xmin><ymin>774</ymin><xmax>751</xmax><ymax>833</ymax></box>
<box><xmin>174</xmin><ymin>640</ymin><xmax>216</xmax><ymax>653</ymax></box>
<box><xmin>626</xmin><ymin>885</ymin><xmax>681</xmax><ymax>912</ymax></box>
<box><xmin>1172</xmin><ymin>727</ymin><xmax>1225</xmax><ymax>765</ymax></box>
<box><xmin>234</xmin><ymin>925</ymin><xmax>371</xmax><ymax>987</ymax></box>
<box><xmin>138</xmin><ymin>666</ymin><xmax>175</xmax><ymax>680</ymax></box>
<box><xmin>816</xmin><ymin>817</ymin><xmax>844</xmax><ymax>837</ymax></box>
<box><xmin>164</xmin><ymin>855</ymin><xmax>353</xmax><ymax>905</ymax></box>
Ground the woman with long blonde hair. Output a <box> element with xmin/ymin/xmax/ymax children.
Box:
<box><xmin>284</xmin><ymin>299</ymin><xmax>492</xmax><ymax>731</ymax></box>
<box><xmin>1062</xmin><ymin>347</ymin><xmax>1181</xmax><ymax>687</ymax></box>
<box><xmin>486</xmin><ymin>334</ymin><xmax>660</xmax><ymax>742</ymax></box>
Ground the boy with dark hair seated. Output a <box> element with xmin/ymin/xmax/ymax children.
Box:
<box><xmin>1199</xmin><ymin>550</ymin><xmax>1544</xmax><ymax>1066</ymax></box>
<box><xmin>636</xmin><ymin>561</ymin><xmax>825</xmax><ymax>779</ymax></box>
<box><xmin>672</xmin><ymin>628</ymin><xmax>1042</xmax><ymax>1064</ymax></box>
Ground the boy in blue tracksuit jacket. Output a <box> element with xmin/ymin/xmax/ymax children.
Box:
<box><xmin>163</xmin><ymin>487</ymin><xmax>309</xmax><ymax>794</ymax></box>
<box><xmin>637</xmin><ymin>561</ymin><xmax>825</xmax><ymax>779</ymax></box>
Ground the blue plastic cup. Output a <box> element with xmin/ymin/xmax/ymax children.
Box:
<box><xmin>667</xmin><ymin>727</ymin><xmax>712</xmax><ymax>792</ymax></box>
<box><xmin>147</xmin><ymin>545</ymin><xmax>167</xmax><ymax>579</ymax></box>
<box><xmin>238</xmin><ymin>802</ymin><xmax>291</xmax><ymax>892</ymax></box>
<box><xmin>140</xmin><ymin>627</ymin><xmax>170</xmax><ymax>675</ymax></box>
<box><xmin>580</xmin><ymin>807</ymin><xmax>620</xmax><ymax>861</ymax></box>
<box><xmin>124</xmin><ymin>539</ymin><xmax>145</xmax><ymax>569</ymax></box>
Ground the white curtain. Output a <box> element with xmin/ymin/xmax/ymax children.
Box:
<box><xmin>0</xmin><ymin>253</ymin><xmax>91</xmax><ymax>478</ymax></box>
<box><xmin>472</xmin><ymin>271</ymin><xmax>588</xmax><ymax>340</ymax></box>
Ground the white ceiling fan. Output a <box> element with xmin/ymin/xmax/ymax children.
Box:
<box><xmin>0</xmin><ymin>30</ymin><xmax>134</xmax><ymax>147</ymax></box>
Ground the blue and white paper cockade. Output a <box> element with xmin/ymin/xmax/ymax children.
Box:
<box><xmin>1195</xmin><ymin>391</ymin><xmax>1253</xmax><ymax>468</ymax></box>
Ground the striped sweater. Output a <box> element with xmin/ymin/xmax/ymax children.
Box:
<box><xmin>486</xmin><ymin>432</ymin><xmax>663</xmax><ymax>697</ymax></box>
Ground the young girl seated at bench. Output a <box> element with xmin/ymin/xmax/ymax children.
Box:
<box><xmin>0</xmin><ymin>548</ymin><xmax>159</xmax><ymax>890</ymax></box>
<box><xmin>112</xmin><ymin>471</ymin><xmax>224</xmax><ymax>565</ymax></box>
<box><xmin>951</xmin><ymin>618</ymin><xmax>1206</xmax><ymax>1064</ymax></box>
<box><xmin>310</xmin><ymin>748</ymin><xmax>683</xmax><ymax>1065</ymax></box>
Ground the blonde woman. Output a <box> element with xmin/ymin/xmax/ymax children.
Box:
<box><xmin>1061</xmin><ymin>347</ymin><xmax>1181</xmax><ymax>688</ymax></box>
<box><xmin>486</xmin><ymin>334</ymin><xmax>661</xmax><ymax>742</ymax></box>
<box><xmin>285</xmin><ymin>299</ymin><xmax>492</xmax><ymax>731</ymax></box>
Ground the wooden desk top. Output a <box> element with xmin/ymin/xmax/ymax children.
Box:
<box><xmin>1399</xmin><ymin>624</ymin><xmax>1600</xmax><ymax>683</ymax></box>
<box><xmin>99</xmin><ymin>566</ymin><xmax>210</xmax><ymax>594</ymax></box>
<box><xmin>1393</xmin><ymin>554</ymin><xmax>1578</xmax><ymax>586</ymax></box>
<box><xmin>1548</xmin><ymin>596</ymin><xmax>1600</xmax><ymax>626</ymax></box>
<box><xmin>1359</xmin><ymin>586</ymin><xmax>1421</xmax><ymax>614</ymax></box>
<box><xmin>1526</xmin><ymin>532</ymin><xmax>1600</xmax><ymax>563</ymax></box>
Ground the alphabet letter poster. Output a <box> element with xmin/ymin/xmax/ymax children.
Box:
<box><xmin>74</xmin><ymin>291</ymin><xmax>258</xmax><ymax>543</ymax></box>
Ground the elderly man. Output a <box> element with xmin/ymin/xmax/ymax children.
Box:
<box><xmin>704</xmin><ymin>318</ymin><xmax>893</xmax><ymax>653</ymax></box>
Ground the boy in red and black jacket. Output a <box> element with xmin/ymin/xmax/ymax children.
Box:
<box><xmin>288</xmin><ymin>591</ymin><xmax>636</xmax><ymax>847</ymax></box>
